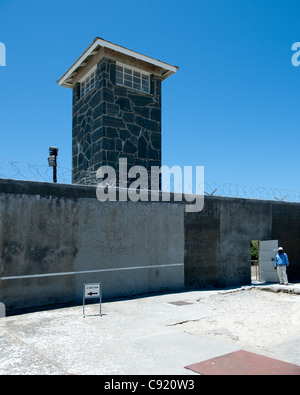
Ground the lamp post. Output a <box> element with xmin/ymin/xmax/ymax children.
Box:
<box><xmin>48</xmin><ymin>146</ymin><xmax>58</xmax><ymax>183</ymax></box>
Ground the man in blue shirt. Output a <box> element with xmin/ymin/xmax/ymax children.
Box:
<box><xmin>275</xmin><ymin>247</ymin><xmax>289</xmax><ymax>285</ymax></box>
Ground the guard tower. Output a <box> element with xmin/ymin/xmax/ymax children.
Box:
<box><xmin>57</xmin><ymin>38</ymin><xmax>178</xmax><ymax>185</ymax></box>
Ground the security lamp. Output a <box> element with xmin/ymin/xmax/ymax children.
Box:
<box><xmin>48</xmin><ymin>146</ymin><xmax>58</xmax><ymax>182</ymax></box>
<box><xmin>48</xmin><ymin>155</ymin><xmax>56</xmax><ymax>167</ymax></box>
<box><xmin>49</xmin><ymin>147</ymin><xmax>58</xmax><ymax>156</ymax></box>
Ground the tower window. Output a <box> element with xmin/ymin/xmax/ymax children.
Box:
<box><xmin>116</xmin><ymin>63</ymin><xmax>150</xmax><ymax>94</ymax></box>
<box><xmin>80</xmin><ymin>66</ymin><xmax>96</xmax><ymax>98</ymax></box>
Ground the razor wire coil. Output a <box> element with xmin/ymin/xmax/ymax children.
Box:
<box><xmin>0</xmin><ymin>159</ymin><xmax>299</xmax><ymax>203</ymax></box>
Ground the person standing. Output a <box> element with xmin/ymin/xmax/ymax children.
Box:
<box><xmin>275</xmin><ymin>247</ymin><xmax>289</xmax><ymax>285</ymax></box>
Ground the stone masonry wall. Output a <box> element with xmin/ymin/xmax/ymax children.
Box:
<box><xmin>72</xmin><ymin>58</ymin><xmax>162</xmax><ymax>184</ymax></box>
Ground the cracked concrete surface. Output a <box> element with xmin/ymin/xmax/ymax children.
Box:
<box><xmin>0</xmin><ymin>286</ymin><xmax>299</xmax><ymax>375</ymax></box>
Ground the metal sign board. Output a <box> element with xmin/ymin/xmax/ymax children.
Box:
<box><xmin>84</xmin><ymin>284</ymin><xmax>100</xmax><ymax>298</ymax></box>
<box><xmin>83</xmin><ymin>283</ymin><xmax>102</xmax><ymax>318</ymax></box>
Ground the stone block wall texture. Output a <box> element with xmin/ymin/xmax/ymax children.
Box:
<box><xmin>72</xmin><ymin>58</ymin><xmax>162</xmax><ymax>184</ymax></box>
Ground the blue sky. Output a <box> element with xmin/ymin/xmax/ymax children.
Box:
<box><xmin>1</xmin><ymin>0</ymin><xmax>300</xmax><ymax>192</ymax></box>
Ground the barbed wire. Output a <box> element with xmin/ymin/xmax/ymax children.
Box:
<box><xmin>203</xmin><ymin>182</ymin><xmax>300</xmax><ymax>202</ymax></box>
<box><xmin>0</xmin><ymin>158</ymin><xmax>299</xmax><ymax>203</ymax></box>
<box><xmin>0</xmin><ymin>159</ymin><xmax>72</xmax><ymax>184</ymax></box>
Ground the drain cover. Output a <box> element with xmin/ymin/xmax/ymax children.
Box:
<box><xmin>185</xmin><ymin>350</ymin><xmax>300</xmax><ymax>375</ymax></box>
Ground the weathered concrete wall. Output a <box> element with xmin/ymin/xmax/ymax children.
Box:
<box><xmin>1</xmin><ymin>178</ymin><xmax>300</xmax><ymax>313</ymax></box>
<box><xmin>0</xmin><ymin>179</ymin><xmax>184</xmax><ymax>312</ymax></box>
<box><xmin>272</xmin><ymin>203</ymin><xmax>300</xmax><ymax>283</ymax></box>
<box><xmin>184</xmin><ymin>196</ymin><xmax>300</xmax><ymax>288</ymax></box>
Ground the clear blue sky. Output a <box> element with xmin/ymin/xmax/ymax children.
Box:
<box><xmin>1</xmin><ymin>0</ymin><xmax>300</xmax><ymax>191</ymax></box>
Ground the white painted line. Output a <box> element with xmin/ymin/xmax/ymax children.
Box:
<box><xmin>0</xmin><ymin>263</ymin><xmax>184</xmax><ymax>281</ymax></box>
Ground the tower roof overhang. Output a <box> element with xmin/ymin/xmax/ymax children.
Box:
<box><xmin>57</xmin><ymin>37</ymin><xmax>179</xmax><ymax>88</ymax></box>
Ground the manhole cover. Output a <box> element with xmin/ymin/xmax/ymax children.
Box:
<box><xmin>185</xmin><ymin>350</ymin><xmax>300</xmax><ymax>375</ymax></box>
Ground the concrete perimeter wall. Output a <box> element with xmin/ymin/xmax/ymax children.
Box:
<box><xmin>0</xmin><ymin>179</ymin><xmax>184</xmax><ymax>312</ymax></box>
<box><xmin>1</xmin><ymin>178</ymin><xmax>300</xmax><ymax>313</ymax></box>
<box><xmin>185</xmin><ymin>196</ymin><xmax>300</xmax><ymax>288</ymax></box>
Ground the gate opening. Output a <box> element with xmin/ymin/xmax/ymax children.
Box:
<box><xmin>250</xmin><ymin>240</ymin><xmax>259</xmax><ymax>283</ymax></box>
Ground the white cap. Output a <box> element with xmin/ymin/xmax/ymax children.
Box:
<box><xmin>278</xmin><ymin>247</ymin><xmax>284</xmax><ymax>251</ymax></box>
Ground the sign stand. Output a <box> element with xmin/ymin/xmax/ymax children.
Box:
<box><xmin>83</xmin><ymin>283</ymin><xmax>102</xmax><ymax>318</ymax></box>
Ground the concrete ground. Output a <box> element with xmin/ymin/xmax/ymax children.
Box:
<box><xmin>0</xmin><ymin>284</ymin><xmax>299</xmax><ymax>375</ymax></box>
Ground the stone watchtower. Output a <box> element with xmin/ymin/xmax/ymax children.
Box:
<box><xmin>57</xmin><ymin>38</ymin><xmax>178</xmax><ymax>185</ymax></box>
